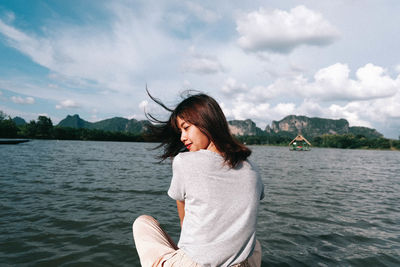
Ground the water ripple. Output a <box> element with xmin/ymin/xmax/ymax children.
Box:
<box><xmin>1</xmin><ymin>141</ymin><xmax>399</xmax><ymax>266</ymax></box>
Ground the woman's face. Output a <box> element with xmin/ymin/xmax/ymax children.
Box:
<box><xmin>177</xmin><ymin>116</ymin><xmax>214</xmax><ymax>152</ymax></box>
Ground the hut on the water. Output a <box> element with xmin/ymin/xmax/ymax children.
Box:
<box><xmin>289</xmin><ymin>135</ymin><xmax>311</xmax><ymax>151</ymax></box>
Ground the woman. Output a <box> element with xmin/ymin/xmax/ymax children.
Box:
<box><xmin>133</xmin><ymin>91</ymin><xmax>264</xmax><ymax>267</ymax></box>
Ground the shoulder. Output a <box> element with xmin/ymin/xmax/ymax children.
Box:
<box><xmin>172</xmin><ymin>151</ymin><xmax>194</xmax><ymax>166</ymax></box>
<box><xmin>173</xmin><ymin>150</ymin><xmax>222</xmax><ymax>169</ymax></box>
<box><xmin>175</xmin><ymin>150</ymin><xmax>221</xmax><ymax>161</ymax></box>
<box><xmin>172</xmin><ymin>152</ymin><xmax>195</xmax><ymax>171</ymax></box>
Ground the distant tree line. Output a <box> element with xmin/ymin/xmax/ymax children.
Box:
<box><xmin>236</xmin><ymin>133</ymin><xmax>400</xmax><ymax>150</ymax></box>
<box><xmin>0</xmin><ymin>112</ymin><xmax>146</xmax><ymax>142</ymax></box>
<box><xmin>1</xmin><ymin>111</ymin><xmax>399</xmax><ymax>150</ymax></box>
<box><xmin>0</xmin><ymin>111</ymin><xmax>18</xmax><ymax>138</ymax></box>
<box><xmin>311</xmin><ymin>134</ymin><xmax>399</xmax><ymax>149</ymax></box>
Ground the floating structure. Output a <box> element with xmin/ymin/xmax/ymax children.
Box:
<box><xmin>0</xmin><ymin>139</ymin><xmax>30</xmax><ymax>145</ymax></box>
<box><xmin>289</xmin><ymin>135</ymin><xmax>311</xmax><ymax>151</ymax></box>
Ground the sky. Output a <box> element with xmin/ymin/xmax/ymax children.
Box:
<box><xmin>0</xmin><ymin>0</ymin><xmax>399</xmax><ymax>138</ymax></box>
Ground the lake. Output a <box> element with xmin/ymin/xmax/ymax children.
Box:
<box><xmin>1</xmin><ymin>140</ymin><xmax>399</xmax><ymax>266</ymax></box>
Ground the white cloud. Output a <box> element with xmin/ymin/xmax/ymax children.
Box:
<box><xmin>221</xmin><ymin>78</ymin><xmax>281</xmax><ymax>102</ymax></box>
<box><xmin>225</xmin><ymin>63</ymin><xmax>399</xmax><ymax>103</ymax></box>
<box><xmin>0</xmin><ymin>19</ymin><xmax>55</xmax><ymax>67</ymax></box>
<box><xmin>56</xmin><ymin>99</ymin><xmax>80</xmax><ymax>109</ymax></box>
<box><xmin>0</xmin><ymin>3</ymin><xmax>179</xmax><ymax>94</ymax></box>
<box><xmin>360</xmin><ymin>90</ymin><xmax>400</xmax><ymax>120</ymax></box>
<box><xmin>295</xmin><ymin>100</ymin><xmax>374</xmax><ymax>128</ymax></box>
<box><xmin>221</xmin><ymin>78</ymin><xmax>248</xmax><ymax>95</ymax></box>
<box><xmin>225</xmin><ymin>90</ymin><xmax>400</xmax><ymax>134</ymax></box>
<box><xmin>296</xmin><ymin>99</ymin><xmax>325</xmax><ymax>117</ymax></box>
<box><xmin>182</xmin><ymin>80</ymin><xmax>191</xmax><ymax>88</ymax></box>
<box><xmin>48</xmin><ymin>83</ymin><xmax>58</xmax><ymax>89</ymax></box>
<box><xmin>220</xmin><ymin>62</ymin><xmax>400</xmax><ymax>135</ymax></box>
<box><xmin>0</xmin><ymin>104</ymin><xmax>38</xmax><ymax>122</ymax></box>
<box><xmin>182</xmin><ymin>48</ymin><xmax>225</xmax><ymax>75</ymax></box>
<box><xmin>139</xmin><ymin>100</ymin><xmax>148</xmax><ymax>110</ymax></box>
<box><xmin>182</xmin><ymin>56</ymin><xmax>225</xmax><ymax>75</ymax></box>
<box><xmin>38</xmin><ymin>112</ymin><xmax>50</xmax><ymax>118</ymax></box>
<box><xmin>186</xmin><ymin>2</ymin><xmax>221</xmax><ymax>23</ymax></box>
<box><xmin>327</xmin><ymin>103</ymin><xmax>373</xmax><ymax>128</ymax></box>
<box><xmin>395</xmin><ymin>64</ymin><xmax>400</xmax><ymax>74</ymax></box>
<box><xmin>299</xmin><ymin>63</ymin><xmax>399</xmax><ymax>101</ymax></box>
<box><xmin>224</xmin><ymin>96</ymin><xmax>376</xmax><ymax>130</ymax></box>
<box><xmin>236</xmin><ymin>5</ymin><xmax>340</xmax><ymax>53</ymax></box>
<box><xmin>224</xmin><ymin>97</ymin><xmax>296</xmax><ymax>125</ymax></box>
<box><xmin>11</xmin><ymin>96</ymin><xmax>35</xmax><ymax>104</ymax></box>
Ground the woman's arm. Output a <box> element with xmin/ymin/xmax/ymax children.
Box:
<box><xmin>176</xmin><ymin>200</ymin><xmax>185</xmax><ymax>227</ymax></box>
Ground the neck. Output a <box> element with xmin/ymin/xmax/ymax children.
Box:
<box><xmin>206</xmin><ymin>142</ymin><xmax>222</xmax><ymax>155</ymax></box>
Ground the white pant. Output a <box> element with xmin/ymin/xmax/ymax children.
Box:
<box><xmin>132</xmin><ymin>215</ymin><xmax>262</xmax><ymax>267</ymax></box>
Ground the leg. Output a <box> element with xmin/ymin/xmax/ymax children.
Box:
<box><xmin>248</xmin><ymin>240</ymin><xmax>262</xmax><ymax>267</ymax></box>
<box><xmin>132</xmin><ymin>215</ymin><xmax>178</xmax><ymax>267</ymax></box>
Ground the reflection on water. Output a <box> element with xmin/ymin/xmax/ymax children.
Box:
<box><xmin>1</xmin><ymin>140</ymin><xmax>399</xmax><ymax>266</ymax></box>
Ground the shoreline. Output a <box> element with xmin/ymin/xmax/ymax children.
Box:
<box><xmin>14</xmin><ymin>138</ymin><xmax>400</xmax><ymax>151</ymax></box>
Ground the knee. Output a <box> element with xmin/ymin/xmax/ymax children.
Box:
<box><xmin>132</xmin><ymin>215</ymin><xmax>157</xmax><ymax>235</ymax></box>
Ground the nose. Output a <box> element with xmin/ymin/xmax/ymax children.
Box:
<box><xmin>180</xmin><ymin>131</ymin><xmax>187</xmax><ymax>143</ymax></box>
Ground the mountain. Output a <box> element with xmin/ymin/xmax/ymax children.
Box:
<box><xmin>90</xmin><ymin>117</ymin><xmax>150</xmax><ymax>133</ymax></box>
<box><xmin>126</xmin><ymin>119</ymin><xmax>151</xmax><ymax>133</ymax></box>
<box><xmin>228</xmin><ymin>119</ymin><xmax>264</xmax><ymax>136</ymax></box>
<box><xmin>57</xmin><ymin>114</ymin><xmax>91</xmax><ymax>128</ymax></box>
<box><xmin>12</xmin><ymin>116</ymin><xmax>27</xmax><ymax>126</ymax></box>
<box><xmin>348</xmin><ymin>126</ymin><xmax>383</xmax><ymax>139</ymax></box>
<box><xmin>56</xmin><ymin>114</ymin><xmax>383</xmax><ymax>139</ymax></box>
<box><xmin>57</xmin><ymin>114</ymin><xmax>149</xmax><ymax>134</ymax></box>
<box><xmin>91</xmin><ymin>117</ymin><xmax>130</xmax><ymax>132</ymax></box>
<box><xmin>265</xmin><ymin>115</ymin><xmax>383</xmax><ymax>139</ymax></box>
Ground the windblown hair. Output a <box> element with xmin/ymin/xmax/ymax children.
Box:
<box><xmin>145</xmin><ymin>89</ymin><xmax>251</xmax><ymax>168</ymax></box>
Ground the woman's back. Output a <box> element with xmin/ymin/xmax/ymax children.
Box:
<box><xmin>168</xmin><ymin>149</ymin><xmax>264</xmax><ymax>267</ymax></box>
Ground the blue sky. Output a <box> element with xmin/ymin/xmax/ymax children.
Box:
<box><xmin>0</xmin><ymin>0</ymin><xmax>399</xmax><ymax>138</ymax></box>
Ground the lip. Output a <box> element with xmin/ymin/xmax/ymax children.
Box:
<box><xmin>185</xmin><ymin>143</ymin><xmax>192</xmax><ymax>150</ymax></box>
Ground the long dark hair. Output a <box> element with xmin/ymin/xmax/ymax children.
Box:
<box><xmin>145</xmin><ymin>89</ymin><xmax>251</xmax><ymax>168</ymax></box>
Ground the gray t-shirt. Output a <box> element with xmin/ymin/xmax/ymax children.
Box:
<box><xmin>168</xmin><ymin>149</ymin><xmax>264</xmax><ymax>267</ymax></box>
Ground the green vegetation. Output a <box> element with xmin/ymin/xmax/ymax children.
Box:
<box><xmin>0</xmin><ymin>111</ymin><xmax>18</xmax><ymax>138</ymax></box>
<box><xmin>237</xmin><ymin>133</ymin><xmax>400</xmax><ymax>150</ymax></box>
<box><xmin>236</xmin><ymin>134</ymin><xmax>292</xmax><ymax>146</ymax></box>
<box><xmin>312</xmin><ymin>134</ymin><xmax>393</xmax><ymax>149</ymax></box>
<box><xmin>57</xmin><ymin>114</ymin><xmax>149</xmax><ymax>133</ymax></box>
<box><xmin>0</xmin><ymin>112</ymin><xmax>146</xmax><ymax>142</ymax></box>
<box><xmin>1</xmin><ymin>111</ymin><xmax>399</xmax><ymax>150</ymax></box>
